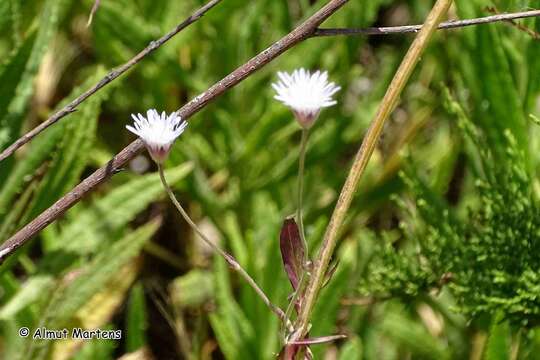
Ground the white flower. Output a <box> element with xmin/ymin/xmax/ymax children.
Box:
<box><xmin>272</xmin><ymin>68</ymin><xmax>341</xmax><ymax>128</ymax></box>
<box><xmin>126</xmin><ymin>109</ymin><xmax>188</xmax><ymax>163</ymax></box>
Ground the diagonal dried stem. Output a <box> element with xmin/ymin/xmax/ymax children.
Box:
<box><xmin>0</xmin><ymin>0</ymin><xmax>223</xmax><ymax>163</ymax></box>
<box><xmin>0</xmin><ymin>0</ymin><xmax>350</xmax><ymax>263</ymax></box>
<box><xmin>292</xmin><ymin>0</ymin><xmax>454</xmax><ymax>342</ymax></box>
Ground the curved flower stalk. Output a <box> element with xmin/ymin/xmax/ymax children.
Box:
<box><xmin>127</xmin><ymin>110</ymin><xmax>292</xmax><ymax>329</ymax></box>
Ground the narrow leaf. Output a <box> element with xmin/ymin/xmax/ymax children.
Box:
<box><xmin>0</xmin><ymin>0</ymin><xmax>63</xmax><ymax>151</ymax></box>
<box><xmin>279</xmin><ymin>218</ymin><xmax>304</xmax><ymax>290</ymax></box>
<box><xmin>322</xmin><ymin>259</ymin><xmax>339</xmax><ymax>289</ymax></box>
<box><xmin>288</xmin><ymin>334</ymin><xmax>347</xmax><ymax>346</ymax></box>
<box><xmin>125</xmin><ymin>282</ymin><xmax>147</xmax><ymax>352</ymax></box>
<box><xmin>23</xmin><ymin>66</ymin><xmax>110</xmax><ymax>222</ymax></box>
<box><xmin>0</xmin><ymin>68</ymin><xmax>108</xmax><ymax>227</ymax></box>
<box><xmin>21</xmin><ymin>221</ymin><xmax>159</xmax><ymax>359</ymax></box>
<box><xmin>0</xmin><ymin>275</ymin><xmax>55</xmax><ymax>320</ymax></box>
<box><xmin>40</xmin><ymin>221</ymin><xmax>158</xmax><ymax>335</ymax></box>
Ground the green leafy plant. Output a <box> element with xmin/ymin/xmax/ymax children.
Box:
<box><xmin>2</xmin><ymin>0</ymin><xmax>540</xmax><ymax>359</ymax></box>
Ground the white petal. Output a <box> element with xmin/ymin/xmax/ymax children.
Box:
<box><xmin>126</xmin><ymin>125</ymin><xmax>140</xmax><ymax>137</ymax></box>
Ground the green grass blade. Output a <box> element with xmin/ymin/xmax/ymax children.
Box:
<box><xmin>0</xmin><ymin>0</ymin><xmax>63</xmax><ymax>151</ymax></box>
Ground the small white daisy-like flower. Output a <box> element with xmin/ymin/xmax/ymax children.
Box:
<box><xmin>272</xmin><ymin>68</ymin><xmax>341</xmax><ymax>128</ymax></box>
<box><xmin>126</xmin><ymin>109</ymin><xmax>188</xmax><ymax>163</ymax></box>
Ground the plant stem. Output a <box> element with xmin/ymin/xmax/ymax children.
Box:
<box><xmin>297</xmin><ymin>128</ymin><xmax>309</xmax><ymax>255</ymax></box>
<box><xmin>292</xmin><ymin>0</ymin><xmax>453</xmax><ymax>341</ymax></box>
<box><xmin>280</xmin><ymin>270</ymin><xmax>308</xmax><ymax>344</ymax></box>
<box><xmin>158</xmin><ymin>164</ymin><xmax>293</xmax><ymax>331</ymax></box>
<box><xmin>280</xmin><ymin>128</ymin><xmax>309</xmax><ymax>343</ymax></box>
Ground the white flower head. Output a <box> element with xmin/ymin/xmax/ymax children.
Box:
<box><xmin>272</xmin><ymin>68</ymin><xmax>341</xmax><ymax>128</ymax></box>
<box><xmin>126</xmin><ymin>109</ymin><xmax>188</xmax><ymax>163</ymax></box>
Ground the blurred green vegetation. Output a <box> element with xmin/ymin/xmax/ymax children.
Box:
<box><xmin>1</xmin><ymin>0</ymin><xmax>540</xmax><ymax>359</ymax></box>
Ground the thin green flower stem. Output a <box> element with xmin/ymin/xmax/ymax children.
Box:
<box><xmin>281</xmin><ymin>127</ymin><xmax>309</xmax><ymax>344</ymax></box>
<box><xmin>292</xmin><ymin>0</ymin><xmax>453</xmax><ymax>341</ymax></box>
<box><xmin>297</xmin><ymin>128</ymin><xmax>309</xmax><ymax>256</ymax></box>
<box><xmin>158</xmin><ymin>164</ymin><xmax>293</xmax><ymax>331</ymax></box>
<box><xmin>280</xmin><ymin>271</ymin><xmax>307</xmax><ymax>344</ymax></box>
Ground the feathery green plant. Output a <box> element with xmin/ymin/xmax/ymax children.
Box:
<box><xmin>361</xmin><ymin>92</ymin><xmax>540</xmax><ymax>325</ymax></box>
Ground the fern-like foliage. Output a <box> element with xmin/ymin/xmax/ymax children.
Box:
<box><xmin>361</xmin><ymin>94</ymin><xmax>540</xmax><ymax>325</ymax></box>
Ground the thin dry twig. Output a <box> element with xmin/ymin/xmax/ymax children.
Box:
<box><xmin>292</xmin><ymin>0</ymin><xmax>454</xmax><ymax>342</ymax></box>
<box><xmin>485</xmin><ymin>7</ymin><xmax>540</xmax><ymax>39</ymax></box>
<box><xmin>0</xmin><ymin>0</ymin><xmax>350</xmax><ymax>263</ymax></box>
<box><xmin>0</xmin><ymin>0</ymin><xmax>223</xmax><ymax>162</ymax></box>
<box><xmin>314</xmin><ymin>9</ymin><xmax>540</xmax><ymax>36</ymax></box>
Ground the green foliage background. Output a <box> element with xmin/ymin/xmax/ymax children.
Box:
<box><xmin>1</xmin><ymin>0</ymin><xmax>540</xmax><ymax>359</ymax></box>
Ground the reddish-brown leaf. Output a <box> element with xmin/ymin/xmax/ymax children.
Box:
<box><xmin>279</xmin><ymin>218</ymin><xmax>305</xmax><ymax>290</ymax></box>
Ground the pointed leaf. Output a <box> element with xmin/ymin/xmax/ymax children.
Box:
<box><xmin>125</xmin><ymin>282</ymin><xmax>147</xmax><ymax>352</ymax></box>
<box><xmin>20</xmin><ymin>221</ymin><xmax>160</xmax><ymax>359</ymax></box>
<box><xmin>0</xmin><ymin>67</ymin><xmax>108</xmax><ymax>230</ymax></box>
<box><xmin>289</xmin><ymin>334</ymin><xmax>346</xmax><ymax>346</ymax></box>
<box><xmin>322</xmin><ymin>259</ymin><xmax>339</xmax><ymax>289</ymax></box>
<box><xmin>41</xmin><ymin>221</ymin><xmax>159</xmax><ymax>333</ymax></box>
<box><xmin>279</xmin><ymin>218</ymin><xmax>304</xmax><ymax>290</ymax></box>
<box><xmin>23</xmin><ymin>66</ymin><xmax>110</xmax><ymax>222</ymax></box>
<box><xmin>0</xmin><ymin>0</ymin><xmax>63</xmax><ymax>151</ymax></box>
<box><xmin>0</xmin><ymin>275</ymin><xmax>55</xmax><ymax>320</ymax></box>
